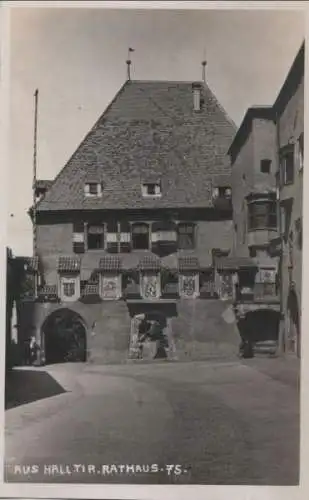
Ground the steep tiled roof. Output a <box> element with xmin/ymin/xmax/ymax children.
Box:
<box><xmin>37</xmin><ymin>80</ymin><xmax>236</xmax><ymax>212</ymax></box>
<box><xmin>138</xmin><ymin>254</ymin><xmax>161</xmax><ymax>271</ymax></box>
<box><xmin>178</xmin><ymin>256</ymin><xmax>200</xmax><ymax>271</ymax></box>
<box><xmin>15</xmin><ymin>256</ymin><xmax>39</xmax><ymax>273</ymax></box>
<box><xmin>99</xmin><ymin>256</ymin><xmax>122</xmax><ymax>271</ymax></box>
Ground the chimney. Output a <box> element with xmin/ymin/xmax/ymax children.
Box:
<box><xmin>192</xmin><ymin>82</ymin><xmax>202</xmax><ymax>112</ymax></box>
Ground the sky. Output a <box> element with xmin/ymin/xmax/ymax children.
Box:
<box><xmin>6</xmin><ymin>5</ymin><xmax>304</xmax><ymax>256</ymax></box>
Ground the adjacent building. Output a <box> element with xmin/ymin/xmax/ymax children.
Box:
<box><xmin>18</xmin><ymin>79</ymin><xmax>240</xmax><ymax>364</ymax></box>
<box><xmin>273</xmin><ymin>42</ymin><xmax>304</xmax><ymax>357</ymax></box>
<box><xmin>220</xmin><ymin>42</ymin><xmax>304</xmax><ymax>356</ymax></box>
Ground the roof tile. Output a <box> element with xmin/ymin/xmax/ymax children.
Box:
<box><xmin>37</xmin><ymin>80</ymin><xmax>236</xmax><ymax>212</ymax></box>
<box><xmin>57</xmin><ymin>256</ymin><xmax>81</xmax><ymax>273</ymax></box>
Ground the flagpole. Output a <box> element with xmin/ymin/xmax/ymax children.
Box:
<box><xmin>33</xmin><ymin>89</ymin><xmax>39</xmax><ymax>257</ymax></box>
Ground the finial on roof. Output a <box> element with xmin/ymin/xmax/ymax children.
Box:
<box><xmin>202</xmin><ymin>60</ymin><xmax>207</xmax><ymax>83</ymax></box>
<box><xmin>126</xmin><ymin>47</ymin><xmax>135</xmax><ymax>80</ymax></box>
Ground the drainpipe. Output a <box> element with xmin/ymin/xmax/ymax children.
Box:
<box><xmin>275</xmin><ymin>111</ymin><xmax>285</xmax><ymax>355</ymax></box>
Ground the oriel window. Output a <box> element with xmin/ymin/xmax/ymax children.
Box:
<box><xmin>248</xmin><ymin>201</ymin><xmax>277</xmax><ymax>231</ymax></box>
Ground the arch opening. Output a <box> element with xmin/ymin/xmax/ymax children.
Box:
<box><xmin>238</xmin><ymin>309</ymin><xmax>280</xmax><ymax>344</ymax></box>
<box><xmin>42</xmin><ymin>309</ymin><xmax>87</xmax><ymax>365</ymax></box>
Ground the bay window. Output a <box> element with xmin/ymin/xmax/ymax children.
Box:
<box><xmin>248</xmin><ymin>201</ymin><xmax>277</xmax><ymax>231</ymax></box>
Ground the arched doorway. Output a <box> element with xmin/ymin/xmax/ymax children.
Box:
<box><xmin>238</xmin><ymin>309</ymin><xmax>280</xmax><ymax>344</ymax></box>
<box><xmin>287</xmin><ymin>289</ymin><xmax>300</xmax><ymax>356</ymax></box>
<box><xmin>42</xmin><ymin>309</ymin><xmax>87</xmax><ymax>364</ymax></box>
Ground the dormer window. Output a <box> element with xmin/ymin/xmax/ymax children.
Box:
<box><xmin>212</xmin><ymin>187</ymin><xmax>231</xmax><ymax>199</ymax></box>
<box><xmin>84</xmin><ymin>182</ymin><xmax>102</xmax><ymax>197</ymax></box>
<box><xmin>141</xmin><ymin>182</ymin><xmax>162</xmax><ymax>198</ymax></box>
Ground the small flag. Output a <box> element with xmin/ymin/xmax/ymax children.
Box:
<box><xmin>129</xmin><ymin>47</ymin><xmax>135</xmax><ymax>52</ymax></box>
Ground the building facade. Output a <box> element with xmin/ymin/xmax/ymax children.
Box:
<box><xmin>18</xmin><ymin>79</ymin><xmax>241</xmax><ymax>364</ymax></box>
<box><xmin>222</xmin><ymin>108</ymin><xmax>281</xmax><ymax>351</ymax></box>
<box><xmin>221</xmin><ymin>42</ymin><xmax>304</xmax><ymax>356</ymax></box>
<box><xmin>273</xmin><ymin>42</ymin><xmax>304</xmax><ymax>357</ymax></box>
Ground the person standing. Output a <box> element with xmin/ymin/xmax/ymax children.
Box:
<box><xmin>137</xmin><ymin>315</ymin><xmax>150</xmax><ymax>359</ymax></box>
<box><xmin>29</xmin><ymin>336</ymin><xmax>40</xmax><ymax>365</ymax></box>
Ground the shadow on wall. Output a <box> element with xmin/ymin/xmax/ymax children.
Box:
<box><xmin>5</xmin><ymin>369</ymin><xmax>66</xmax><ymax>410</ymax></box>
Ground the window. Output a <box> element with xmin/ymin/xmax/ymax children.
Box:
<box><xmin>280</xmin><ymin>147</ymin><xmax>294</xmax><ymax>185</ymax></box>
<box><xmin>84</xmin><ymin>183</ymin><xmax>102</xmax><ymax>197</ymax></box>
<box><xmin>142</xmin><ymin>183</ymin><xmax>162</xmax><ymax>197</ymax></box>
<box><xmin>178</xmin><ymin>223</ymin><xmax>195</xmax><ymax>249</ymax></box>
<box><xmin>60</xmin><ymin>276</ymin><xmax>80</xmax><ymax>301</ymax></box>
<box><xmin>260</xmin><ymin>159</ymin><xmax>271</xmax><ymax>174</ymax></box>
<box><xmin>298</xmin><ymin>133</ymin><xmax>304</xmax><ymax>171</ymax></box>
<box><xmin>212</xmin><ymin>187</ymin><xmax>232</xmax><ymax>199</ymax></box>
<box><xmin>255</xmin><ymin>269</ymin><xmax>277</xmax><ymax>297</ymax></box>
<box><xmin>248</xmin><ymin>201</ymin><xmax>277</xmax><ymax>230</ymax></box>
<box><xmin>132</xmin><ymin>223</ymin><xmax>150</xmax><ymax>250</ymax></box>
<box><xmin>63</xmin><ymin>281</ymin><xmax>76</xmax><ymax>298</ymax></box>
<box><xmin>87</xmin><ymin>225</ymin><xmax>105</xmax><ymax>249</ymax></box>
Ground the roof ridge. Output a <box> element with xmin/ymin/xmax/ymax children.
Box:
<box><xmin>36</xmin><ymin>79</ymin><xmax>131</xmax><ymax>211</ymax></box>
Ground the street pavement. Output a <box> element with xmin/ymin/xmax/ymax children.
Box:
<box><xmin>4</xmin><ymin>356</ymin><xmax>300</xmax><ymax>485</ymax></box>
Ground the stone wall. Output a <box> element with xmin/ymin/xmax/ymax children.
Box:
<box><xmin>17</xmin><ymin>297</ymin><xmax>240</xmax><ymax>365</ymax></box>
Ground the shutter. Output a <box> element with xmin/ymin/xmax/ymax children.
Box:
<box><xmin>73</xmin><ymin>221</ymin><xmax>85</xmax><ymax>254</ymax></box>
<box><xmin>119</xmin><ymin>221</ymin><xmax>131</xmax><ymax>252</ymax></box>
<box><xmin>106</xmin><ymin>221</ymin><xmax>118</xmax><ymax>253</ymax></box>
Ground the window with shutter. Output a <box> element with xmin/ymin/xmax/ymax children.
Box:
<box><xmin>119</xmin><ymin>221</ymin><xmax>131</xmax><ymax>253</ymax></box>
<box><xmin>87</xmin><ymin>225</ymin><xmax>105</xmax><ymax>249</ymax></box>
<box><xmin>106</xmin><ymin>221</ymin><xmax>119</xmax><ymax>253</ymax></box>
<box><xmin>132</xmin><ymin>223</ymin><xmax>150</xmax><ymax>250</ymax></box>
<box><xmin>177</xmin><ymin>223</ymin><xmax>195</xmax><ymax>249</ymax></box>
<box><xmin>73</xmin><ymin>221</ymin><xmax>85</xmax><ymax>254</ymax></box>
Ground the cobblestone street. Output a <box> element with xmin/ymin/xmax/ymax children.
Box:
<box><xmin>5</xmin><ymin>356</ymin><xmax>300</xmax><ymax>485</ymax></box>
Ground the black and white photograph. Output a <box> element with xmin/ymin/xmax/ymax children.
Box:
<box><xmin>1</xmin><ymin>1</ymin><xmax>306</xmax><ymax>496</ymax></box>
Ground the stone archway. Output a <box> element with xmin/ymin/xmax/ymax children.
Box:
<box><xmin>287</xmin><ymin>289</ymin><xmax>300</xmax><ymax>356</ymax></box>
<box><xmin>41</xmin><ymin>308</ymin><xmax>87</xmax><ymax>365</ymax></box>
<box><xmin>238</xmin><ymin>309</ymin><xmax>280</xmax><ymax>344</ymax></box>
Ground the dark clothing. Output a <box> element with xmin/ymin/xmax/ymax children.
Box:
<box><xmin>138</xmin><ymin>319</ymin><xmax>150</xmax><ymax>336</ymax></box>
